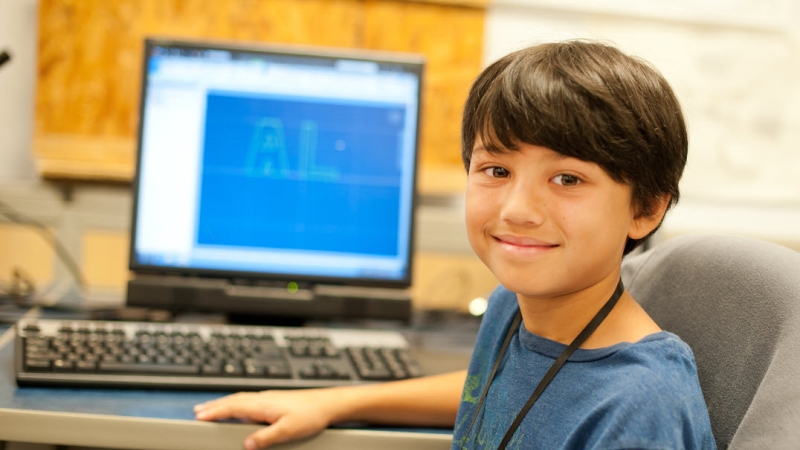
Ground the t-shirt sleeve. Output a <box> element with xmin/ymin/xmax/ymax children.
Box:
<box><xmin>572</xmin><ymin>341</ymin><xmax>717</xmax><ymax>450</ymax></box>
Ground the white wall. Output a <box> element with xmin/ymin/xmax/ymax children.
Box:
<box><xmin>0</xmin><ymin>0</ymin><xmax>38</xmax><ymax>182</ymax></box>
<box><xmin>484</xmin><ymin>0</ymin><xmax>800</xmax><ymax>248</ymax></box>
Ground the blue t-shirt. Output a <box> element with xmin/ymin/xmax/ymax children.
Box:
<box><xmin>452</xmin><ymin>286</ymin><xmax>717</xmax><ymax>450</ymax></box>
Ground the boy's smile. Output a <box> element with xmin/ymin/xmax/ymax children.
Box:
<box><xmin>465</xmin><ymin>140</ymin><xmax>656</xmax><ymax>306</ymax></box>
<box><xmin>493</xmin><ymin>234</ymin><xmax>558</xmax><ymax>257</ymax></box>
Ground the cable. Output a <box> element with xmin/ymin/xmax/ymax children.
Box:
<box><xmin>0</xmin><ymin>198</ymin><xmax>88</xmax><ymax>289</ymax></box>
<box><xmin>0</xmin><ymin>49</ymin><xmax>10</xmax><ymax>68</ymax></box>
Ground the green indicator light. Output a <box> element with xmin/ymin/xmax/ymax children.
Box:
<box><xmin>287</xmin><ymin>282</ymin><xmax>299</xmax><ymax>294</ymax></box>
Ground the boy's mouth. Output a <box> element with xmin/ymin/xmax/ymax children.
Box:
<box><xmin>493</xmin><ymin>235</ymin><xmax>558</xmax><ymax>254</ymax></box>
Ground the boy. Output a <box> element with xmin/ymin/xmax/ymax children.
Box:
<box><xmin>194</xmin><ymin>40</ymin><xmax>716</xmax><ymax>449</ymax></box>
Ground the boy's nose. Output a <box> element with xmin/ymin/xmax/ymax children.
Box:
<box><xmin>499</xmin><ymin>182</ymin><xmax>547</xmax><ymax>226</ymax></box>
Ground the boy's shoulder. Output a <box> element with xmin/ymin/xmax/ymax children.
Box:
<box><xmin>485</xmin><ymin>284</ymin><xmax>517</xmax><ymax>316</ymax></box>
<box><xmin>598</xmin><ymin>332</ymin><xmax>702</xmax><ymax>395</ymax></box>
<box><xmin>561</xmin><ymin>334</ymin><xmax>715</xmax><ymax>449</ymax></box>
<box><xmin>578</xmin><ymin>336</ymin><xmax>716</xmax><ymax>449</ymax></box>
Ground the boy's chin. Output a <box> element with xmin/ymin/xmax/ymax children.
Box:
<box><xmin>496</xmin><ymin>276</ymin><xmax>558</xmax><ymax>299</ymax></box>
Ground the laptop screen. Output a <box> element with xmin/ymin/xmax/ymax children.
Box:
<box><xmin>130</xmin><ymin>39</ymin><xmax>423</xmax><ymax>287</ymax></box>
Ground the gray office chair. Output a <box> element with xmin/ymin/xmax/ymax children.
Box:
<box><xmin>621</xmin><ymin>234</ymin><xmax>800</xmax><ymax>449</ymax></box>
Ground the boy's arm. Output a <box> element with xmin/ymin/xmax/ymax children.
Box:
<box><xmin>195</xmin><ymin>370</ymin><xmax>467</xmax><ymax>449</ymax></box>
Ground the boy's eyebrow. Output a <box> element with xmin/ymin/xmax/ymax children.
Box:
<box><xmin>472</xmin><ymin>144</ymin><xmax>488</xmax><ymax>154</ymax></box>
<box><xmin>470</xmin><ymin>144</ymin><xmax>495</xmax><ymax>159</ymax></box>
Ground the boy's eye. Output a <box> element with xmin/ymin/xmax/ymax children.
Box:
<box><xmin>553</xmin><ymin>174</ymin><xmax>581</xmax><ymax>186</ymax></box>
<box><xmin>483</xmin><ymin>166</ymin><xmax>509</xmax><ymax>178</ymax></box>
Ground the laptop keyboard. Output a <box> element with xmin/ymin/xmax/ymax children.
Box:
<box><xmin>15</xmin><ymin>318</ymin><xmax>424</xmax><ymax>390</ymax></box>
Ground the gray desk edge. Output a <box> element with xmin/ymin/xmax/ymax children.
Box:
<box><xmin>0</xmin><ymin>408</ymin><xmax>452</xmax><ymax>450</ymax></box>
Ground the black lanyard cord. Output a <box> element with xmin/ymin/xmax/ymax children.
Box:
<box><xmin>461</xmin><ymin>279</ymin><xmax>625</xmax><ymax>450</ymax></box>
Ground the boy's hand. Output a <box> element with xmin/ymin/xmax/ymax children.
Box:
<box><xmin>194</xmin><ymin>372</ymin><xmax>466</xmax><ymax>449</ymax></box>
<box><xmin>194</xmin><ymin>389</ymin><xmax>343</xmax><ymax>449</ymax></box>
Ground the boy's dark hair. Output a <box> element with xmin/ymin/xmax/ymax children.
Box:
<box><xmin>461</xmin><ymin>40</ymin><xmax>687</xmax><ymax>254</ymax></box>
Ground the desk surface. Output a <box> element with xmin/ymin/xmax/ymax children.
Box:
<box><xmin>0</xmin><ymin>316</ymin><xmax>468</xmax><ymax>450</ymax></box>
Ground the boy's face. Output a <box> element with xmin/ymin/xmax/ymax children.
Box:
<box><xmin>465</xmin><ymin>140</ymin><xmax>660</xmax><ymax>301</ymax></box>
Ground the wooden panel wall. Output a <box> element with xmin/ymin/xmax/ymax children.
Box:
<box><xmin>34</xmin><ymin>0</ymin><xmax>485</xmax><ymax>192</ymax></box>
<box><xmin>0</xmin><ymin>224</ymin><xmax>54</xmax><ymax>287</ymax></box>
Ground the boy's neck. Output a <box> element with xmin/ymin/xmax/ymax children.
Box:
<box><xmin>516</xmin><ymin>276</ymin><xmax>661</xmax><ymax>349</ymax></box>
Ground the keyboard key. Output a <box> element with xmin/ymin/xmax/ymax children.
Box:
<box><xmin>266</xmin><ymin>364</ymin><xmax>292</xmax><ymax>379</ymax></box>
<box><xmin>25</xmin><ymin>359</ymin><xmax>51</xmax><ymax>371</ymax></box>
<box><xmin>201</xmin><ymin>363</ymin><xmax>222</xmax><ymax>376</ymax></box>
<box><xmin>243</xmin><ymin>363</ymin><xmax>262</xmax><ymax>377</ymax></box>
<box><xmin>52</xmin><ymin>359</ymin><xmax>74</xmax><ymax>372</ymax></box>
<box><xmin>76</xmin><ymin>361</ymin><xmax>97</xmax><ymax>372</ymax></box>
<box><xmin>299</xmin><ymin>366</ymin><xmax>317</xmax><ymax>379</ymax></box>
<box><xmin>222</xmin><ymin>363</ymin><xmax>242</xmax><ymax>376</ymax></box>
<box><xmin>99</xmin><ymin>362</ymin><xmax>200</xmax><ymax>375</ymax></box>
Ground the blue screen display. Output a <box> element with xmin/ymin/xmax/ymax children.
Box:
<box><xmin>133</xmin><ymin>43</ymin><xmax>421</xmax><ymax>285</ymax></box>
<box><xmin>196</xmin><ymin>93</ymin><xmax>407</xmax><ymax>257</ymax></box>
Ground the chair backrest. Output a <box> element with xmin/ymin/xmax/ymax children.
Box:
<box><xmin>621</xmin><ymin>234</ymin><xmax>800</xmax><ymax>450</ymax></box>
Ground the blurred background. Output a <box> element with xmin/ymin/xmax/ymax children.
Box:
<box><xmin>1</xmin><ymin>0</ymin><xmax>799</xmax><ymax>314</ymax></box>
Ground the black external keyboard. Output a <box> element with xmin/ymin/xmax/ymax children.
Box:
<box><xmin>14</xmin><ymin>318</ymin><xmax>424</xmax><ymax>390</ymax></box>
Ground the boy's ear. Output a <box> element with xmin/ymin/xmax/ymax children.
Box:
<box><xmin>628</xmin><ymin>195</ymin><xmax>671</xmax><ymax>240</ymax></box>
